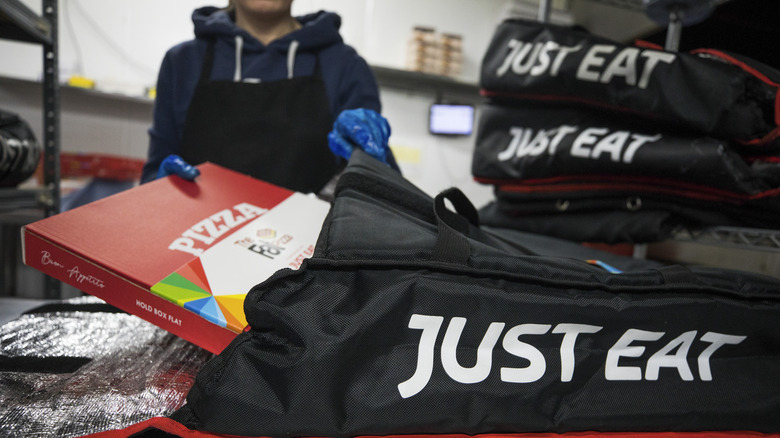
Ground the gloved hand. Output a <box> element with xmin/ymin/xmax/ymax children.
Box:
<box><xmin>328</xmin><ymin>108</ymin><xmax>399</xmax><ymax>171</ymax></box>
<box><xmin>156</xmin><ymin>154</ymin><xmax>200</xmax><ymax>181</ymax></box>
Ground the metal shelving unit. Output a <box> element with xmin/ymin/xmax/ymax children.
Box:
<box><xmin>646</xmin><ymin>227</ymin><xmax>780</xmax><ymax>278</ymax></box>
<box><xmin>0</xmin><ymin>0</ymin><xmax>60</xmax><ymax>297</ymax></box>
<box><xmin>371</xmin><ymin>65</ymin><xmax>481</xmax><ymax>103</ymax></box>
<box><xmin>0</xmin><ymin>0</ymin><xmax>51</xmax><ymax>44</ymax></box>
<box><xmin>580</xmin><ymin>0</ymin><xmax>732</xmax><ymax>13</ymax></box>
<box><xmin>673</xmin><ymin>227</ymin><xmax>780</xmax><ymax>251</ymax></box>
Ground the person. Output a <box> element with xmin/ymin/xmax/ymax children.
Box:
<box><xmin>141</xmin><ymin>0</ymin><xmax>397</xmax><ymax>193</ymax></box>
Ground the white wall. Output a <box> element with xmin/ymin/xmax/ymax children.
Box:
<box><xmin>1</xmin><ymin>0</ymin><xmax>510</xmax><ymax>88</ymax></box>
<box><xmin>1</xmin><ymin>1</ymin><xmax>231</xmax><ymax>94</ymax></box>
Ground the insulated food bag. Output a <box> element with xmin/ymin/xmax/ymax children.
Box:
<box><xmin>108</xmin><ymin>150</ymin><xmax>780</xmax><ymax>438</ymax></box>
<box><xmin>471</xmin><ymin>101</ymin><xmax>780</xmax><ymax>239</ymax></box>
<box><xmin>474</xmin><ymin>19</ymin><xmax>780</xmax><ymax>242</ymax></box>
<box><xmin>480</xmin><ymin>19</ymin><xmax>780</xmax><ymax>149</ymax></box>
<box><xmin>472</xmin><ymin>103</ymin><xmax>780</xmax><ymax>196</ymax></box>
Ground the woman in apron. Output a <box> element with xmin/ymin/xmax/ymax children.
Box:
<box><xmin>141</xmin><ymin>0</ymin><xmax>393</xmax><ymax>193</ymax></box>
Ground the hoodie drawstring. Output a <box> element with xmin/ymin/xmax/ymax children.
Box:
<box><xmin>234</xmin><ymin>35</ymin><xmax>243</xmax><ymax>82</ymax></box>
<box><xmin>287</xmin><ymin>40</ymin><xmax>299</xmax><ymax>79</ymax></box>
<box><xmin>234</xmin><ymin>35</ymin><xmax>299</xmax><ymax>82</ymax></box>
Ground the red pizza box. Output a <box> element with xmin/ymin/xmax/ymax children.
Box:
<box><xmin>22</xmin><ymin>163</ymin><xmax>330</xmax><ymax>354</ymax></box>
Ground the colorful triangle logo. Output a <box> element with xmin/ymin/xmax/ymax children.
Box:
<box><xmin>184</xmin><ymin>296</ymin><xmax>226</xmax><ymax>328</ymax></box>
<box><xmin>151</xmin><ymin>272</ymin><xmax>212</xmax><ymax>306</ymax></box>
<box><xmin>215</xmin><ymin>294</ymin><xmax>248</xmax><ymax>333</ymax></box>
<box><xmin>176</xmin><ymin>258</ymin><xmax>212</xmax><ymax>292</ymax></box>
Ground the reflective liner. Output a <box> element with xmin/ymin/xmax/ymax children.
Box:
<box><xmin>0</xmin><ymin>296</ymin><xmax>213</xmax><ymax>438</ymax></box>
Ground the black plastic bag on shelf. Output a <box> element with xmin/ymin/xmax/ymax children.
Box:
<box><xmin>470</xmin><ymin>102</ymin><xmax>780</xmax><ymax>239</ymax></box>
<box><xmin>478</xmin><ymin>201</ymin><xmax>686</xmax><ymax>243</ymax></box>
<box><xmin>480</xmin><ymin>19</ymin><xmax>780</xmax><ymax>149</ymax></box>
<box><xmin>483</xmin><ymin>180</ymin><xmax>780</xmax><ymax>242</ymax></box>
<box><xmin>0</xmin><ymin>109</ymin><xmax>41</xmax><ymax>187</ymax></box>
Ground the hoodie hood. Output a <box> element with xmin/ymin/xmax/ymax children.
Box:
<box><xmin>192</xmin><ymin>6</ymin><xmax>343</xmax><ymax>52</ymax></box>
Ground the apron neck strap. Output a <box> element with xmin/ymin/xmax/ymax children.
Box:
<box><xmin>199</xmin><ymin>39</ymin><xmax>217</xmax><ymax>86</ymax></box>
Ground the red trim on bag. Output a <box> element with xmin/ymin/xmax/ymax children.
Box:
<box><xmin>742</xmin><ymin>155</ymin><xmax>780</xmax><ymax>164</ymax></box>
<box><xmin>474</xmin><ymin>174</ymin><xmax>780</xmax><ymax>204</ymax></box>
<box><xmin>634</xmin><ymin>40</ymin><xmax>664</xmax><ymax>50</ymax></box>
<box><xmin>79</xmin><ymin>417</ymin><xmax>245</xmax><ymax>437</ymax></box>
<box><xmin>737</xmin><ymin>126</ymin><xmax>780</xmax><ymax>147</ymax></box>
<box><xmin>377</xmin><ymin>434</ymin><xmax>780</xmax><ymax>438</ymax></box>
<box><xmin>691</xmin><ymin>49</ymin><xmax>779</xmax><ymax>88</ymax></box>
<box><xmin>496</xmin><ymin>182</ymin><xmax>742</xmax><ymax>204</ymax></box>
<box><xmin>80</xmin><ymin>419</ymin><xmax>780</xmax><ymax>438</ymax></box>
<box><xmin>691</xmin><ymin>48</ymin><xmax>780</xmax><ymax>127</ymax></box>
<box><xmin>478</xmin><ymin>174</ymin><xmax>729</xmax><ymax>196</ymax></box>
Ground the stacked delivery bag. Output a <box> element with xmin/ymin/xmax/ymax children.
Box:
<box><xmin>89</xmin><ymin>151</ymin><xmax>780</xmax><ymax>438</ymax></box>
<box><xmin>0</xmin><ymin>109</ymin><xmax>41</xmax><ymax>187</ymax></box>
<box><xmin>473</xmin><ymin>19</ymin><xmax>780</xmax><ymax>243</ymax></box>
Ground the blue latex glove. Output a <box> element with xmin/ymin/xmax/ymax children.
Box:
<box><xmin>328</xmin><ymin>108</ymin><xmax>399</xmax><ymax>171</ymax></box>
<box><xmin>156</xmin><ymin>154</ymin><xmax>200</xmax><ymax>181</ymax></box>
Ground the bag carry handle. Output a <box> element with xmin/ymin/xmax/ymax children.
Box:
<box><xmin>432</xmin><ymin>187</ymin><xmax>479</xmax><ymax>265</ymax></box>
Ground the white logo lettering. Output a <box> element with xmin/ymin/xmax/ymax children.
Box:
<box><xmin>497</xmin><ymin>39</ymin><xmax>583</xmax><ymax>78</ymax></box>
<box><xmin>577</xmin><ymin>44</ymin><xmax>616</xmax><ymax>82</ymax></box>
<box><xmin>168</xmin><ymin>202</ymin><xmax>268</xmax><ymax>255</ymax></box>
<box><xmin>638</xmin><ymin>51</ymin><xmax>677</xmax><ymax>89</ymax></box>
<box><xmin>697</xmin><ymin>332</ymin><xmax>747</xmax><ymax>381</ymax></box>
<box><xmin>645</xmin><ymin>330</ymin><xmax>697</xmax><ymax>381</ymax></box>
<box><xmin>398</xmin><ymin>314</ymin><xmax>443</xmax><ymax>399</ymax></box>
<box><xmin>605</xmin><ymin>328</ymin><xmax>665</xmax><ymax>380</ymax></box>
<box><xmin>500</xmin><ymin>323</ymin><xmax>551</xmax><ymax>383</ymax></box>
<box><xmin>497</xmin><ymin>38</ymin><xmax>676</xmax><ymax>90</ymax></box>
<box><xmin>576</xmin><ymin>45</ymin><xmax>676</xmax><ymax>89</ymax></box>
<box><xmin>497</xmin><ymin>125</ymin><xmax>661</xmax><ymax>164</ymax></box>
<box><xmin>552</xmin><ymin>323</ymin><xmax>603</xmax><ymax>382</ymax></box>
<box><xmin>399</xmin><ymin>315</ymin><xmax>746</xmax><ymax>398</ymax></box>
<box><xmin>442</xmin><ymin>318</ymin><xmax>505</xmax><ymax>384</ymax></box>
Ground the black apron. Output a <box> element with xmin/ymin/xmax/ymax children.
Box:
<box><xmin>179</xmin><ymin>40</ymin><xmax>340</xmax><ymax>193</ymax></box>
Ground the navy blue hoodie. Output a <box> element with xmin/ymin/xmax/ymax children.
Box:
<box><xmin>142</xmin><ymin>7</ymin><xmax>381</xmax><ymax>183</ymax></box>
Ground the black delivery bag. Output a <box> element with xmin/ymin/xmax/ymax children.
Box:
<box><xmin>480</xmin><ymin>19</ymin><xmax>780</xmax><ymax>149</ymax></box>
<box><xmin>0</xmin><ymin>109</ymin><xmax>41</xmax><ymax>187</ymax></box>
<box><xmin>471</xmin><ymin>102</ymin><xmax>780</xmax><ymax>238</ymax></box>
<box><xmin>472</xmin><ymin>102</ymin><xmax>780</xmax><ymax>196</ymax></box>
<box><xmin>165</xmin><ymin>150</ymin><xmax>780</xmax><ymax>437</ymax></box>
